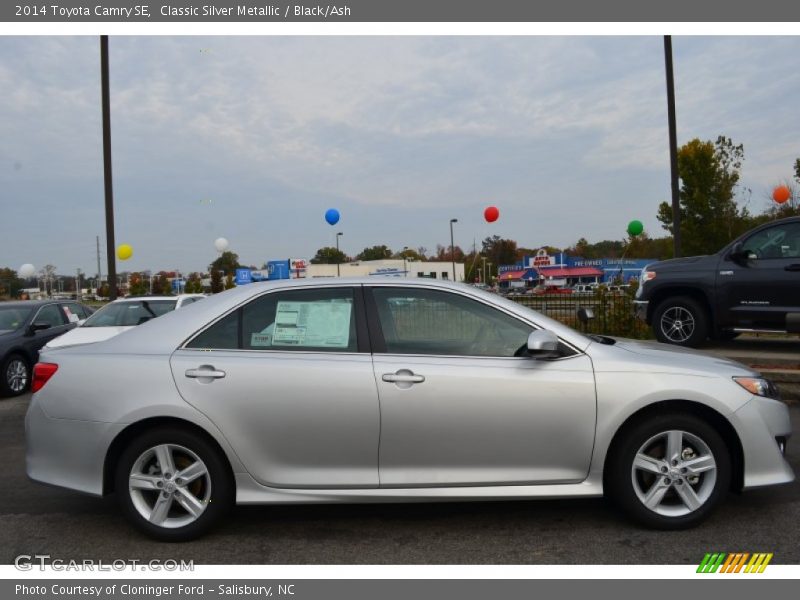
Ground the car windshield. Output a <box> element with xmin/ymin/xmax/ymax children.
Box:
<box><xmin>0</xmin><ymin>305</ymin><xmax>34</xmax><ymax>332</ymax></box>
<box><xmin>81</xmin><ymin>300</ymin><xmax>177</xmax><ymax>327</ymax></box>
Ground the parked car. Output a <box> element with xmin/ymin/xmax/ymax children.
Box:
<box><xmin>45</xmin><ymin>294</ymin><xmax>205</xmax><ymax>350</ymax></box>
<box><xmin>635</xmin><ymin>216</ymin><xmax>800</xmax><ymax>346</ymax></box>
<box><xmin>0</xmin><ymin>300</ymin><xmax>94</xmax><ymax>396</ymax></box>
<box><xmin>27</xmin><ymin>279</ymin><xmax>793</xmax><ymax>540</ymax></box>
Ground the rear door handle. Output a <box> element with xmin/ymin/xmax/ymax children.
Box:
<box><xmin>185</xmin><ymin>366</ymin><xmax>226</xmax><ymax>379</ymax></box>
<box><xmin>382</xmin><ymin>372</ymin><xmax>425</xmax><ymax>384</ymax></box>
<box><xmin>785</xmin><ymin>264</ymin><xmax>800</xmax><ymax>272</ymax></box>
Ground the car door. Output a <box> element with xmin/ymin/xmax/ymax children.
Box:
<box><xmin>366</xmin><ymin>285</ymin><xmax>597</xmax><ymax>487</ymax></box>
<box><xmin>170</xmin><ymin>286</ymin><xmax>380</xmax><ymax>489</ymax></box>
<box><xmin>25</xmin><ymin>303</ymin><xmax>73</xmax><ymax>358</ymax></box>
<box><xmin>717</xmin><ymin>221</ymin><xmax>800</xmax><ymax>329</ymax></box>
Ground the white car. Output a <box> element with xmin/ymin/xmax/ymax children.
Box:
<box><xmin>45</xmin><ymin>295</ymin><xmax>205</xmax><ymax>349</ymax></box>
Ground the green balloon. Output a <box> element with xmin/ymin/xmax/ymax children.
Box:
<box><xmin>627</xmin><ymin>220</ymin><xmax>644</xmax><ymax>236</ymax></box>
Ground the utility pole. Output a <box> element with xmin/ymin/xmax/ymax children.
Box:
<box><xmin>664</xmin><ymin>35</ymin><xmax>681</xmax><ymax>258</ymax></box>
<box><xmin>481</xmin><ymin>256</ymin><xmax>487</xmax><ymax>284</ymax></box>
<box><xmin>96</xmin><ymin>235</ymin><xmax>102</xmax><ymax>292</ymax></box>
<box><xmin>449</xmin><ymin>218</ymin><xmax>458</xmax><ymax>282</ymax></box>
<box><xmin>101</xmin><ymin>35</ymin><xmax>118</xmax><ymax>300</ymax></box>
<box><xmin>76</xmin><ymin>268</ymin><xmax>82</xmax><ymax>301</ymax></box>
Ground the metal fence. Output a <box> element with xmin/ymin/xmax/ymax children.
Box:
<box><xmin>509</xmin><ymin>290</ymin><xmax>652</xmax><ymax>339</ymax></box>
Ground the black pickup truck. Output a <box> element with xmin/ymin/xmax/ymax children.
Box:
<box><xmin>634</xmin><ymin>216</ymin><xmax>800</xmax><ymax>347</ymax></box>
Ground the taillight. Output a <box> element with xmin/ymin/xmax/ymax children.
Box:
<box><xmin>32</xmin><ymin>363</ymin><xmax>58</xmax><ymax>393</ymax></box>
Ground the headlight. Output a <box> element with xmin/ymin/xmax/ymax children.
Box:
<box><xmin>733</xmin><ymin>376</ymin><xmax>780</xmax><ymax>399</ymax></box>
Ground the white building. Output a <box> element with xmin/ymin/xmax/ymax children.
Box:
<box><xmin>254</xmin><ymin>259</ymin><xmax>465</xmax><ymax>282</ymax></box>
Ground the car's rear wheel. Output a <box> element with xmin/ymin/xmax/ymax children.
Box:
<box><xmin>652</xmin><ymin>296</ymin><xmax>709</xmax><ymax>347</ymax></box>
<box><xmin>1</xmin><ymin>353</ymin><xmax>29</xmax><ymax>397</ymax></box>
<box><xmin>115</xmin><ymin>427</ymin><xmax>233</xmax><ymax>541</ymax></box>
<box><xmin>606</xmin><ymin>413</ymin><xmax>731</xmax><ymax>529</ymax></box>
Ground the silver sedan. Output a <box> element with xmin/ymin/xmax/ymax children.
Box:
<box><xmin>26</xmin><ymin>279</ymin><xmax>794</xmax><ymax>541</ymax></box>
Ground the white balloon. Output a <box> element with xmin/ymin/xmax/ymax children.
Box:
<box><xmin>19</xmin><ymin>263</ymin><xmax>36</xmax><ymax>278</ymax></box>
<box><xmin>214</xmin><ymin>237</ymin><xmax>229</xmax><ymax>253</ymax></box>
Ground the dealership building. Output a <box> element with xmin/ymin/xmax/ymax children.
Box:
<box><xmin>498</xmin><ymin>249</ymin><xmax>655</xmax><ymax>288</ymax></box>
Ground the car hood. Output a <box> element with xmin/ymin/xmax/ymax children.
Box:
<box><xmin>45</xmin><ymin>326</ymin><xmax>133</xmax><ymax>349</ymax></box>
<box><xmin>591</xmin><ymin>337</ymin><xmax>759</xmax><ymax>377</ymax></box>
<box><xmin>646</xmin><ymin>254</ymin><xmax>718</xmax><ymax>272</ymax></box>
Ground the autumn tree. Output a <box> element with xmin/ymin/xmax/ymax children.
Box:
<box><xmin>0</xmin><ymin>268</ymin><xmax>23</xmax><ymax>298</ymax></box>
<box><xmin>657</xmin><ymin>136</ymin><xmax>751</xmax><ymax>256</ymax></box>
<box><xmin>128</xmin><ymin>272</ymin><xmax>148</xmax><ymax>296</ymax></box>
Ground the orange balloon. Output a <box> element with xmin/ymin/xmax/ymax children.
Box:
<box><xmin>773</xmin><ymin>185</ymin><xmax>791</xmax><ymax>204</ymax></box>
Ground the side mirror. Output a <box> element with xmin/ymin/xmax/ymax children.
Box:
<box><xmin>526</xmin><ymin>329</ymin><xmax>560</xmax><ymax>358</ymax></box>
<box><xmin>729</xmin><ymin>242</ymin><xmax>749</xmax><ymax>265</ymax></box>
<box><xmin>577</xmin><ymin>307</ymin><xmax>595</xmax><ymax>324</ymax></box>
<box><xmin>28</xmin><ymin>321</ymin><xmax>52</xmax><ymax>335</ymax></box>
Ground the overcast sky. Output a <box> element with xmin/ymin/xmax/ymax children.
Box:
<box><xmin>1</xmin><ymin>36</ymin><xmax>799</xmax><ymax>275</ymax></box>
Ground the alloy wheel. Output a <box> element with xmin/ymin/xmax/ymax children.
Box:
<box><xmin>659</xmin><ymin>307</ymin><xmax>696</xmax><ymax>343</ymax></box>
<box><xmin>6</xmin><ymin>359</ymin><xmax>28</xmax><ymax>393</ymax></box>
<box><xmin>631</xmin><ymin>429</ymin><xmax>717</xmax><ymax>517</ymax></box>
<box><xmin>128</xmin><ymin>443</ymin><xmax>212</xmax><ymax>529</ymax></box>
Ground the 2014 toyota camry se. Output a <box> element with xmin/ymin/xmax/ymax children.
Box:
<box><xmin>26</xmin><ymin>279</ymin><xmax>794</xmax><ymax>541</ymax></box>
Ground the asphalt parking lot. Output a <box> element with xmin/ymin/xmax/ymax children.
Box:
<box><xmin>1</xmin><ymin>391</ymin><xmax>798</xmax><ymax>565</ymax></box>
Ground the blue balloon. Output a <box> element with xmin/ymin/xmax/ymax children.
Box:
<box><xmin>325</xmin><ymin>208</ymin><xmax>340</xmax><ymax>225</ymax></box>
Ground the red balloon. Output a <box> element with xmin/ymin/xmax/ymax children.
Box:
<box><xmin>773</xmin><ymin>186</ymin><xmax>791</xmax><ymax>204</ymax></box>
<box><xmin>484</xmin><ymin>206</ymin><xmax>499</xmax><ymax>223</ymax></box>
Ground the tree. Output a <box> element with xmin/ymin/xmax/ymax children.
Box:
<box><xmin>210</xmin><ymin>269</ymin><xmax>223</xmax><ymax>294</ymax></box>
<box><xmin>310</xmin><ymin>246</ymin><xmax>347</xmax><ymax>264</ymax></box>
<box><xmin>128</xmin><ymin>272</ymin><xmax>148</xmax><ymax>296</ymax></box>
<box><xmin>153</xmin><ymin>272</ymin><xmax>172</xmax><ymax>295</ymax></box>
<box><xmin>794</xmin><ymin>158</ymin><xmax>800</xmax><ymax>184</ymax></box>
<box><xmin>434</xmin><ymin>244</ymin><xmax>465</xmax><ymax>262</ymax></box>
<box><xmin>0</xmin><ymin>268</ymin><xmax>23</xmax><ymax>298</ymax></box>
<box><xmin>224</xmin><ymin>273</ymin><xmax>236</xmax><ymax>290</ymax></box>
<box><xmin>184</xmin><ymin>272</ymin><xmax>204</xmax><ymax>294</ymax></box>
<box><xmin>657</xmin><ymin>136</ymin><xmax>750</xmax><ymax>256</ymax></box>
<box><xmin>393</xmin><ymin>247</ymin><xmax>425</xmax><ymax>261</ymax></box>
<box><xmin>481</xmin><ymin>236</ymin><xmax>518</xmax><ymax>268</ymax></box>
<box><xmin>356</xmin><ymin>245</ymin><xmax>392</xmax><ymax>261</ymax></box>
<box><xmin>209</xmin><ymin>251</ymin><xmax>240</xmax><ymax>276</ymax></box>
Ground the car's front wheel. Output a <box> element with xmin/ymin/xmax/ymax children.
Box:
<box><xmin>1</xmin><ymin>353</ymin><xmax>30</xmax><ymax>397</ymax></box>
<box><xmin>115</xmin><ymin>427</ymin><xmax>233</xmax><ymax>541</ymax></box>
<box><xmin>652</xmin><ymin>296</ymin><xmax>709</xmax><ymax>347</ymax></box>
<box><xmin>606</xmin><ymin>413</ymin><xmax>731</xmax><ymax>529</ymax></box>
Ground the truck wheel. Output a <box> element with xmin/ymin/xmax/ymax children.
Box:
<box><xmin>652</xmin><ymin>297</ymin><xmax>709</xmax><ymax>347</ymax></box>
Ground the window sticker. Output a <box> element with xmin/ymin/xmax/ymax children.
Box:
<box><xmin>272</xmin><ymin>299</ymin><xmax>352</xmax><ymax>348</ymax></box>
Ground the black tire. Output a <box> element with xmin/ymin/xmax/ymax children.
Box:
<box><xmin>115</xmin><ymin>426</ymin><xmax>234</xmax><ymax>542</ymax></box>
<box><xmin>1</xmin><ymin>353</ymin><xmax>30</xmax><ymax>397</ymax></box>
<box><xmin>652</xmin><ymin>296</ymin><xmax>709</xmax><ymax>347</ymax></box>
<box><xmin>605</xmin><ymin>412</ymin><xmax>731</xmax><ymax>530</ymax></box>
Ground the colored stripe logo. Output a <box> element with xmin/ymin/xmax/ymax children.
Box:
<box><xmin>697</xmin><ymin>552</ymin><xmax>773</xmax><ymax>573</ymax></box>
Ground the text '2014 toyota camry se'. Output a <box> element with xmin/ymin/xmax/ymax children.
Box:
<box><xmin>26</xmin><ymin>279</ymin><xmax>794</xmax><ymax>541</ymax></box>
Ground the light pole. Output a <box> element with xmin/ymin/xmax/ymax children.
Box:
<box><xmin>449</xmin><ymin>218</ymin><xmax>458</xmax><ymax>282</ymax></box>
<box><xmin>487</xmin><ymin>262</ymin><xmax>493</xmax><ymax>288</ymax></box>
<box><xmin>336</xmin><ymin>232</ymin><xmax>343</xmax><ymax>277</ymax></box>
<box><xmin>664</xmin><ymin>35</ymin><xmax>681</xmax><ymax>258</ymax></box>
<box><xmin>402</xmin><ymin>246</ymin><xmax>408</xmax><ymax>277</ymax></box>
<box><xmin>481</xmin><ymin>256</ymin><xmax>487</xmax><ymax>284</ymax></box>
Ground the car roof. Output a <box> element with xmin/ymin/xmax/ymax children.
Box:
<box><xmin>0</xmin><ymin>299</ymin><xmax>69</xmax><ymax>307</ymax></box>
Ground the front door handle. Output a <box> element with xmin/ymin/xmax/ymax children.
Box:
<box><xmin>185</xmin><ymin>366</ymin><xmax>226</xmax><ymax>380</ymax></box>
<box><xmin>785</xmin><ymin>264</ymin><xmax>800</xmax><ymax>272</ymax></box>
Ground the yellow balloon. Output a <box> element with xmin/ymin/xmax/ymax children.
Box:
<box><xmin>117</xmin><ymin>244</ymin><xmax>133</xmax><ymax>261</ymax></box>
